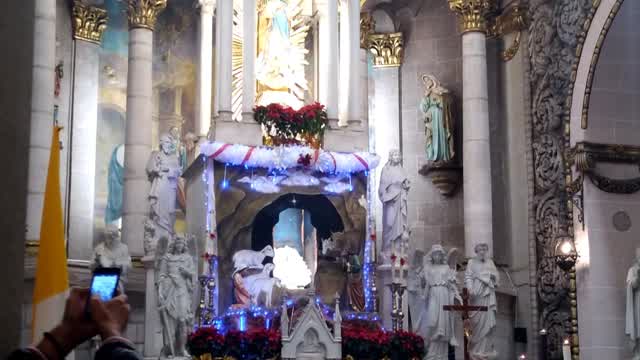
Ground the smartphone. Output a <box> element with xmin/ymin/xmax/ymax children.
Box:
<box><xmin>89</xmin><ymin>267</ymin><xmax>121</xmax><ymax>302</ymax></box>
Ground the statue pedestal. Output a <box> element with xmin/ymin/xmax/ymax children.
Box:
<box><xmin>212</xmin><ymin>119</ymin><xmax>262</xmax><ymax>146</ymax></box>
<box><xmin>376</xmin><ymin>264</ymin><xmax>408</xmax><ymax>330</ymax></box>
<box><xmin>143</xmin><ymin>255</ymin><xmax>163</xmax><ymax>357</ymax></box>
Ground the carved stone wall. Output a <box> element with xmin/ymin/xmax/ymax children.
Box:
<box><xmin>527</xmin><ymin>0</ymin><xmax>596</xmax><ymax>358</ymax></box>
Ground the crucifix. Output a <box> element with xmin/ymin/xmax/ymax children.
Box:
<box><xmin>443</xmin><ymin>288</ymin><xmax>487</xmax><ymax>360</ymax></box>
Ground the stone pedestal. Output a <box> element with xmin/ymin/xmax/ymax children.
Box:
<box><xmin>143</xmin><ymin>255</ymin><xmax>162</xmax><ymax>357</ymax></box>
<box><xmin>377</xmin><ymin>264</ymin><xmax>408</xmax><ymax>330</ymax></box>
<box><xmin>323</xmin><ymin>128</ymin><xmax>368</xmax><ymax>153</ymax></box>
<box><xmin>213</xmin><ymin>120</ymin><xmax>263</xmax><ymax>146</ymax></box>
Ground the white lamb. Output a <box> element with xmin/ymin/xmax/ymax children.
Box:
<box><xmin>232</xmin><ymin>245</ymin><xmax>275</xmax><ymax>273</ymax></box>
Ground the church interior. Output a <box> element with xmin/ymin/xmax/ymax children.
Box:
<box><xmin>1</xmin><ymin>0</ymin><xmax>640</xmax><ymax>359</ymax></box>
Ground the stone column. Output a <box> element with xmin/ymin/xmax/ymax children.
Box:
<box><xmin>448</xmin><ymin>0</ymin><xmax>494</xmax><ymax>257</ymax></box>
<box><xmin>347</xmin><ymin>0</ymin><xmax>361</xmax><ymax>128</ymax></box>
<box><xmin>338</xmin><ymin>0</ymin><xmax>349</xmax><ymax>125</ymax></box>
<box><xmin>122</xmin><ymin>0</ymin><xmax>166</xmax><ymax>258</ymax></box>
<box><xmin>68</xmin><ymin>3</ymin><xmax>108</xmax><ymax>260</ymax></box>
<box><xmin>216</xmin><ymin>0</ymin><xmax>233</xmax><ymax>123</ymax></box>
<box><xmin>242</xmin><ymin>0</ymin><xmax>256</xmax><ymax>122</ymax></box>
<box><xmin>196</xmin><ymin>0</ymin><xmax>215</xmax><ymax>140</ymax></box>
<box><xmin>319</xmin><ymin>0</ymin><xmax>339</xmax><ymax>127</ymax></box>
<box><xmin>26</xmin><ymin>0</ymin><xmax>56</xmax><ymax>245</ymax></box>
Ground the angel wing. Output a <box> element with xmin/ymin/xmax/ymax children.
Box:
<box><xmin>447</xmin><ymin>247</ymin><xmax>460</xmax><ymax>271</ymax></box>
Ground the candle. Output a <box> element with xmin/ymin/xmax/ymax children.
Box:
<box><xmin>518</xmin><ymin>355</ymin><xmax>526</xmax><ymax>360</ymax></box>
<box><xmin>562</xmin><ymin>339</ymin><xmax>571</xmax><ymax>360</ymax></box>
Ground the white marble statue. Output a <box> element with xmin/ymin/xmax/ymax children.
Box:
<box><xmin>415</xmin><ymin>244</ymin><xmax>460</xmax><ymax>360</ymax></box>
<box><xmin>626</xmin><ymin>248</ymin><xmax>640</xmax><ymax>360</ymax></box>
<box><xmin>91</xmin><ymin>224</ymin><xmax>131</xmax><ymax>278</ymax></box>
<box><xmin>378</xmin><ymin>149</ymin><xmax>410</xmax><ymax>260</ymax></box>
<box><xmin>465</xmin><ymin>243</ymin><xmax>499</xmax><ymax>360</ymax></box>
<box><xmin>156</xmin><ymin>234</ymin><xmax>196</xmax><ymax>358</ymax></box>
<box><xmin>232</xmin><ymin>245</ymin><xmax>275</xmax><ymax>273</ymax></box>
<box><xmin>146</xmin><ymin>133</ymin><xmax>182</xmax><ymax>239</ymax></box>
<box><xmin>242</xmin><ymin>263</ymin><xmax>282</xmax><ymax>306</ymax></box>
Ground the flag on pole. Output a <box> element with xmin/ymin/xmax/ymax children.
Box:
<box><xmin>32</xmin><ymin>126</ymin><xmax>69</xmax><ymax>343</ymax></box>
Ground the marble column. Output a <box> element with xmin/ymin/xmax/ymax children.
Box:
<box><xmin>26</xmin><ymin>0</ymin><xmax>56</xmax><ymax>245</ymax></box>
<box><xmin>347</xmin><ymin>0</ymin><xmax>361</xmax><ymax>128</ymax></box>
<box><xmin>122</xmin><ymin>0</ymin><xmax>166</xmax><ymax>258</ymax></box>
<box><xmin>338</xmin><ymin>0</ymin><xmax>350</xmax><ymax>125</ymax></box>
<box><xmin>216</xmin><ymin>0</ymin><xmax>233</xmax><ymax>123</ymax></box>
<box><xmin>68</xmin><ymin>3</ymin><xmax>108</xmax><ymax>261</ymax></box>
<box><xmin>319</xmin><ymin>0</ymin><xmax>339</xmax><ymax>127</ymax></box>
<box><xmin>448</xmin><ymin>0</ymin><xmax>494</xmax><ymax>257</ymax></box>
<box><xmin>242</xmin><ymin>0</ymin><xmax>256</xmax><ymax>122</ymax></box>
<box><xmin>196</xmin><ymin>0</ymin><xmax>215</xmax><ymax>140</ymax></box>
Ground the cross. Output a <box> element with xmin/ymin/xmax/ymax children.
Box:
<box><xmin>443</xmin><ymin>288</ymin><xmax>488</xmax><ymax>360</ymax></box>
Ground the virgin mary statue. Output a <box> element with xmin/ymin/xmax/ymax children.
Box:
<box><xmin>257</xmin><ymin>0</ymin><xmax>292</xmax><ymax>91</ymax></box>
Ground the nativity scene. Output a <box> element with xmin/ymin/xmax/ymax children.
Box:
<box><xmin>7</xmin><ymin>0</ymin><xmax>640</xmax><ymax>360</ymax></box>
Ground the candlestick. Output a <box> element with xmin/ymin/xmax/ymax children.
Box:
<box><xmin>562</xmin><ymin>339</ymin><xmax>571</xmax><ymax>360</ymax></box>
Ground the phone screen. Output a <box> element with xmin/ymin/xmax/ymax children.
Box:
<box><xmin>90</xmin><ymin>273</ymin><xmax>119</xmax><ymax>301</ymax></box>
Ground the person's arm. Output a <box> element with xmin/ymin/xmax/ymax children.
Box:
<box><xmin>95</xmin><ymin>337</ymin><xmax>142</xmax><ymax>360</ymax></box>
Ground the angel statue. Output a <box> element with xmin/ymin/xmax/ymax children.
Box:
<box><xmin>415</xmin><ymin>244</ymin><xmax>461</xmax><ymax>360</ymax></box>
<box><xmin>465</xmin><ymin>242</ymin><xmax>499</xmax><ymax>359</ymax></box>
<box><xmin>156</xmin><ymin>234</ymin><xmax>196</xmax><ymax>358</ymax></box>
<box><xmin>420</xmin><ymin>74</ymin><xmax>455</xmax><ymax>164</ymax></box>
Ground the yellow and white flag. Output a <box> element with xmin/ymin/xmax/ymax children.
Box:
<box><xmin>32</xmin><ymin>126</ymin><xmax>69</xmax><ymax>343</ymax></box>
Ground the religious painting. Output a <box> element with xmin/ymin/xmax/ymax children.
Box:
<box><xmin>253</xmin><ymin>0</ymin><xmax>313</xmax><ymax>109</ymax></box>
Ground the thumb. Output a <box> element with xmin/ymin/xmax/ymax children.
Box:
<box><xmin>89</xmin><ymin>296</ymin><xmax>109</xmax><ymax>323</ymax></box>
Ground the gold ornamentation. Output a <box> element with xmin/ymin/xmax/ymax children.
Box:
<box><xmin>487</xmin><ymin>3</ymin><xmax>527</xmax><ymax>61</ymax></box>
<box><xmin>360</xmin><ymin>12</ymin><xmax>375</xmax><ymax>49</ymax></box>
<box><xmin>131</xmin><ymin>255</ymin><xmax>144</xmax><ymax>268</ymax></box>
<box><xmin>25</xmin><ymin>240</ymin><xmax>39</xmax><ymax>256</ymax></box>
<box><xmin>448</xmin><ymin>0</ymin><xmax>495</xmax><ymax>33</ymax></box>
<box><xmin>368</xmin><ymin>32</ymin><xmax>403</xmax><ymax>68</ymax></box>
<box><xmin>127</xmin><ymin>0</ymin><xmax>167</xmax><ymax>30</ymax></box>
<box><xmin>72</xmin><ymin>2</ymin><xmax>108</xmax><ymax>44</ymax></box>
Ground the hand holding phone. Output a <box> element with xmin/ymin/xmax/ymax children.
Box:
<box><xmin>89</xmin><ymin>267</ymin><xmax>121</xmax><ymax>301</ymax></box>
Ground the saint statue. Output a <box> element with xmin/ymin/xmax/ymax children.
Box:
<box><xmin>464</xmin><ymin>243</ymin><xmax>499</xmax><ymax>360</ymax></box>
<box><xmin>420</xmin><ymin>75</ymin><xmax>454</xmax><ymax>164</ymax></box>
<box><xmin>91</xmin><ymin>224</ymin><xmax>131</xmax><ymax>281</ymax></box>
<box><xmin>105</xmin><ymin>144</ymin><xmax>124</xmax><ymax>225</ymax></box>
<box><xmin>146</xmin><ymin>133</ymin><xmax>182</xmax><ymax>240</ymax></box>
<box><xmin>157</xmin><ymin>234</ymin><xmax>196</xmax><ymax>358</ymax></box>
<box><xmin>626</xmin><ymin>248</ymin><xmax>640</xmax><ymax>360</ymax></box>
<box><xmin>415</xmin><ymin>244</ymin><xmax>460</xmax><ymax>360</ymax></box>
<box><xmin>378</xmin><ymin>150</ymin><xmax>410</xmax><ymax>259</ymax></box>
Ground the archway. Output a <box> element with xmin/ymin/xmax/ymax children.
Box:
<box><xmin>251</xmin><ymin>193</ymin><xmax>345</xmax><ymax>251</ymax></box>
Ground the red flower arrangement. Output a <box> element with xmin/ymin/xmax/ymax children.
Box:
<box><xmin>186</xmin><ymin>327</ymin><xmax>225</xmax><ymax>357</ymax></box>
<box><xmin>224</xmin><ymin>328</ymin><xmax>281</xmax><ymax>360</ymax></box>
<box><xmin>341</xmin><ymin>320</ymin><xmax>425</xmax><ymax>360</ymax></box>
<box><xmin>297</xmin><ymin>153</ymin><xmax>313</xmax><ymax>167</ymax></box>
<box><xmin>187</xmin><ymin>327</ymin><xmax>281</xmax><ymax>360</ymax></box>
<box><xmin>254</xmin><ymin>102</ymin><xmax>328</xmax><ymax>148</ymax></box>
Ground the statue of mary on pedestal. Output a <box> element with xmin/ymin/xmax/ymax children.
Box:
<box><xmin>420</xmin><ymin>75</ymin><xmax>455</xmax><ymax>165</ymax></box>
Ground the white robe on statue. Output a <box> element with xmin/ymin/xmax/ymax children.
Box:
<box><xmin>416</xmin><ymin>263</ymin><xmax>459</xmax><ymax>360</ymax></box>
<box><xmin>378</xmin><ymin>163</ymin><xmax>408</xmax><ymax>253</ymax></box>
<box><xmin>626</xmin><ymin>263</ymin><xmax>640</xmax><ymax>360</ymax></box>
<box><xmin>465</xmin><ymin>258</ymin><xmax>499</xmax><ymax>360</ymax></box>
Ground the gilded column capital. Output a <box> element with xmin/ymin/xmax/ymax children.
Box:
<box><xmin>127</xmin><ymin>0</ymin><xmax>167</xmax><ymax>30</ymax></box>
<box><xmin>448</xmin><ymin>0</ymin><xmax>495</xmax><ymax>34</ymax></box>
<box><xmin>198</xmin><ymin>0</ymin><xmax>216</xmax><ymax>15</ymax></box>
<box><xmin>72</xmin><ymin>2</ymin><xmax>108</xmax><ymax>44</ymax></box>
<box><xmin>360</xmin><ymin>12</ymin><xmax>375</xmax><ymax>49</ymax></box>
<box><xmin>368</xmin><ymin>32</ymin><xmax>403</xmax><ymax>68</ymax></box>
